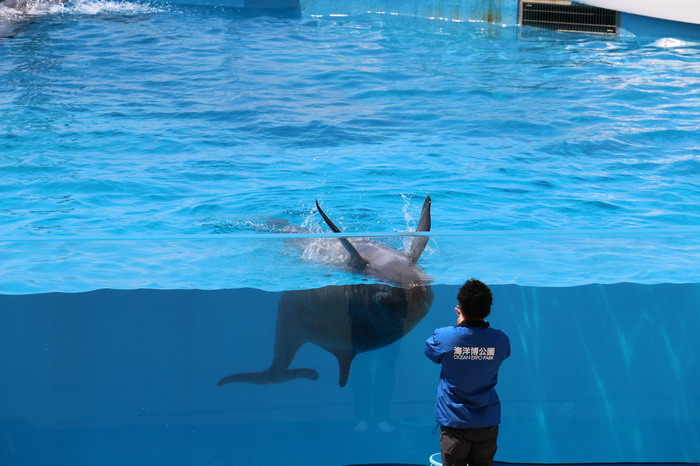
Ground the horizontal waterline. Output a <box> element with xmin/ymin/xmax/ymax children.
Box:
<box><xmin>1</xmin><ymin>226</ymin><xmax>699</xmax><ymax>242</ymax></box>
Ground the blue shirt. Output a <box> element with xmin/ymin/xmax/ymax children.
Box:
<box><xmin>424</xmin><ymin>322</ymin><xmax>510</xmax><ymax>428</ymax></box>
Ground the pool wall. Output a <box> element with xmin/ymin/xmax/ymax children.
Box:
<box><xmin>301</xmin><ymin>0</ymin><xmax>519</xmax><ymax>25</ymax></box>
<box><xmin>304</xmin><ymin>0</ymin><xmax>700</xmax><ymax>40</ymax></box>
<box><xmin>170</xmin><ymin>0</ymin><xmax>700</xmax><ymax>41</ymax></box>
<box><xmin>618</xmin><ymin>13</ymin><xmax>700</xmax><ymax>40</ymax></box>
<box><xmin>170</xmin><ymin>0</ymin><xmax>520</xmax><ymax>25</ymax></box>
<box><xmin>1</xmin><ymin>283</ymin><xmax>698</xmax><ymax>465</ymax></box>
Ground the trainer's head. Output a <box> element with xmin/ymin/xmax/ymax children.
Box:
<box><xmin>457</xmin><ymin>279</ymin><xmax>493</xmax><ymax>320</ymax></box>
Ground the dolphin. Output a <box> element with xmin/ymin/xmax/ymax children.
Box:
<box><xmin>314</xmin><ymin>196</ymin><xmax>432</xmax><ymax>288</ymax></box>
<box><xmin>217</xmin><ymin>196</ymin><xmax>434</xmax><ymax>387</ymax></box>
<box><xmin>0</xmin><ymin>0</ymin><xmax>28</xmax><ymax>9</ymax></box>
<box><xmin>1</xmin><ymin>0</ymin><xmax>67</xmax><ymax>12</ymax></box>
<box><xmin>1</xmin><ymin>0</ymin><xmax>70</xmax><ymax>40</ymax></box>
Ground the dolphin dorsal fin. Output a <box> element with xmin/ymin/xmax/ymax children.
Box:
<box><xmin>407</xmin><ymin>196</ymin><xmax>431</xmax><ymax>264</ymax></box>
<box><xmin>315</xmin><ymin>200</ymin><xmax>369</xmax><ymax>272</ymax></box>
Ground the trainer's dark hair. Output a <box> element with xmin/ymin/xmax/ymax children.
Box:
<box><xmin>457</xmin><ymin>279</ymin><xmax>493</xmax><ymax>320</ymax></box>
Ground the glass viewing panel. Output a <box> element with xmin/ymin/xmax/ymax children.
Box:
<box><xmin>1</xmin><ymin>231</ymin><xmax>698</xmax><ymax>465</ymax></box>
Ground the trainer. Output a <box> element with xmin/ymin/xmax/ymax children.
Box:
<box><xmin>424</xmin><ymin>279</ymin><xmax>510</xmax><ymax>466</ymax></box>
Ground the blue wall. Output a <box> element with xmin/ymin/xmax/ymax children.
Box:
<box><xmin>163</xmin><ymin>0</ymin><xmax>520</xmax><ymax>26</ymax></box>
<box><xmin>302</xmin><ymin>0</ymin><xmax>519</xmax><ymax>25</ymax></box>
<box><xmin>161</xmin><ymin>0</ymin><xmax>700</xmax><ymax>42</ymax></box>
<box><xmin>620</xmin><ymin>13</ymin><xmax>700</xmax><ymax>41</ymax></box>
<box><xmin>1</xmin><ymin>283</ymin><xmax>698</xmax><ymax>465</ymax></box>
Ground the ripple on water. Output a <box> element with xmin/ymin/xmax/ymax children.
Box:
<box><xmin>0</xmin><ymin>9</ymin><xmax>699</xmax><ymax>291</ymax></box>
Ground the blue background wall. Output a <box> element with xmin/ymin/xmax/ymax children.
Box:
<box><xmin>302</xmin><ymin>0</ymin><xmax>519</xmax><ymax>25</ymax></box>
<box><xmin>161</xmin><ymin>0</ymin><xmax>520</xmax><ymax>26</ymax></box>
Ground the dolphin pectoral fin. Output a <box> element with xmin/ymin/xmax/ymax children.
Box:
<box><xmin>315</xmin><ymin>200</ymin><xmax>369</xmax><ymax>272</ymax></box>
<box><xmin>217</xmin><ymin>368</ymin><xmax>319</xmax><ymax>386</ymax></box>
<box><xmin>331</xmin><ymin>349</ymin><xmax>356</xmax><ymax>387</ymax></box>
<box><xmin>315</xmin><ymin>200</ymin><xmax>342</xmax><ymax>233</ymax></box>
<box><xmin>408</xmin><ymin>195</ymin><xmax>431</xmax><ymax>264</ymax></box>
<box><xmin>338</xmin><ymin>238</ymin><xmax>369</xmax><ymax>272</ymax></box>
<box><xmin>416</xmin><ymin>195</ymin><xmax>431</xmax><ymax>232</ymax></box>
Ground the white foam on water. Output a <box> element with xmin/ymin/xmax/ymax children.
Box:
<box><xmin>300</xmin><ymin>237</ymin><xmax>348</xmax><ymax>267</ymax></box>
<box><xmin>649</xmin><ymin>37</ymin><xmax>700</xmax><ymax>48</ymax></box>
<box><xmin>0</xmin><ymin>0</ymin><xmax>164</xmax><ymax>18</ymax></box>
<box><xmin>0</xmin><ymin>4</ymin><xmax>24</xmax><ymax>18</ymax></box>
<box><xmin>66</xmin><ymin>0</ymin><xmax>166</xmax><ymax>15</ymax></box>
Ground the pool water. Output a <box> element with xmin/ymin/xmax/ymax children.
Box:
<box><xmin>7</xmin><ymin>2</ymin><xmax>700</xmax><ymax>233</ymax></box>
<box><xmin>1</xmin><ymin>1</ymin><xmax>699</xmax><ymax>292</ymax></box>
<box><xmin>1</xmin><ymin>283</ymin><xmax>699</xmax><ymax>465</ymax></box>
<box><xmin>1</xmin><ymin>2</ymin><xmax>699</xmax><ymax>465</ymax></box>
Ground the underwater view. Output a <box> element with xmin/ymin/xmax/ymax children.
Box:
<box><xmin>1</xmin><ymin>284</ymin><xmax>699</xmax><ymax>465</ymax></box>
<box><xmin>1</xmin><ymin>0</ymin><xmax>699</xmax><ymax>465</ymax></box>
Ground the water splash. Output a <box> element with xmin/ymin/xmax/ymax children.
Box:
<box><xmin>400</xmin><ymin>194</ymin><xmax>418</xmax><ymax>252</ymax></box>
<box><xmin>0</xmin><ymin>0</ymin><xmax>164</xmax><ymax>17</ymax></box>
<box><xmin>400</xmin><ymin>193</ymin><xmax>417</xmax><ymax>229</ymax></box>
<box><xmin>66</xmin><ymin>0</ymin><xmax>165</xmax><ymax>15</ymax></box>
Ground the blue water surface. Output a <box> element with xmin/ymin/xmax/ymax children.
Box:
<box><xmin>1</xmin><ymin>1</ymin><xmax>700</xmax><ymax>292</ymax></box>
<box><xmin>2</xmin><ymin>2</ymin><xmax>699</xmax><ymax>235</ymax></box>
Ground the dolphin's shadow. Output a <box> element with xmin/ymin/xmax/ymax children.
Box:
<box><xmin>218</xmin><ymin>282</ymin><xmax>433</xmax><ymax>387</ymax></box>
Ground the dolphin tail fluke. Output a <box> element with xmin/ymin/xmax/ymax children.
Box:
<box><xmin>407</xmin><ymin>195</ymin><xmax>431</xmax><ymax>264</ymax></box>
<box><xmin>217</xmin><ymin>368</ymin><xmax>319</xmax><ymax>386</ymax></box>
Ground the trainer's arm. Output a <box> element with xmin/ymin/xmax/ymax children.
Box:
<box><xmin>424</xmin><ymin>332</ymin><xmax>446</xmax><ymax>364</ymax></box>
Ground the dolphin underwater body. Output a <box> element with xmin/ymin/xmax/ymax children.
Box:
<box><xmin>217</xmin><ymin>196</ymin><xmax>434</xmax><ymax>387</ymax></box>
